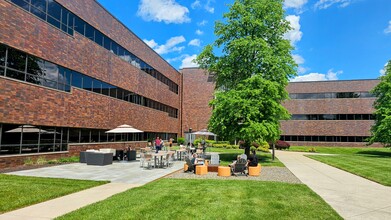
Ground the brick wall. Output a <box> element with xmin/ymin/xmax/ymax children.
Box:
<box><xmin>181</xmin><ymin>68</ymin><xmax>215</xmax><ymax>136</ymax></box>
<box><xmin>0</xmin><ymin>0</ymin><xmax>181</xmax><ymax>133</ymax></box>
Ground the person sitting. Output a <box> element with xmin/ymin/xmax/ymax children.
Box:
<box><xmin>247</xmin><ymin>154</ymin><xmax>259</xmax><ymax>167</ymax></box>
<box><xmin>229</xmin><ymin>154</ymin><xmax>247</xmax><ymax>170</ymax></box>
<box><xmin>190</xmin><ymin>153</ymin><xmax>203</xmax><ymax>173</ymax></box>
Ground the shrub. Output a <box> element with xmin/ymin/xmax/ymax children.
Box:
<box><xmin>177</xmin><ymin>137</ymin><xmax>185</xmax><ymax>144</ymax></box>
<box><xmin>231</xmin><ymin>145</ymin><xmax>239</xmax><ymax>149</ymax></box>
<box><xmin>24</xmin><ymin>157</ymin><xmax>34</xmax><ymax>165</ymax></box>
<box><xmin>58</xmin><ymin>156</ymin><xmax>79</xmax><ymax>163</ymax></box>
<box><xmin>206</xmin><ymin>140</ymin><xmax>216</xmax><ymax>145</ymax></box>
<box><xmin>47</xmin><ymin>159</ymin><xmax>59</xmax><ymax>164</ymax></box>
<box><xmin>274</xmin><ymin>140</ymin><xmax>290</xmax><ymax>150</ymax></box>
<box><xmin>258</xmin><ymin>141</ymin><xmax>270</xmax><ymax>152</ymax></box>
<box><xmin>308</xmin><ymin>147</ymin><xmax>317</xmax><ymax>152</ymax></box>
<box><xmin>213</xmin><ymin>144</ymin><xmax>225</xmax><ymax>148</ymax></box>
<box><xmin>215</xmin><ymin>141</ymin><xmax>230</xmax><ymax>145</ymax></box>
<box><xmin>226</xmin><ymin>145</ymin><xmax>232</xmax><ymax>149</ymax></box>
<box><xmin>36</xmin><ymin>156</ymin><xmax>47</xmax><ymax>165</ymax></box>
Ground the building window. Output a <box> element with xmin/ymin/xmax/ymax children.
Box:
<box><xmin>280</xmin><ymin>135</ymin><xmax>370</xmax><ymax>142</ymax></box>
<box><xmin>290</xmin><ymin>114</ymin><xmax>374</xmax><ymax>120</ymax></box>
<box><xmin>290</xmin><ymin>92</ymin><xmax>375</xmax><ymax>99</ymax></box>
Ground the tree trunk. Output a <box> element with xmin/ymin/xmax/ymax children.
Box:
<box><xmin>244</xmin><ymin>141</ymin><xmax>251</xmax><ymax>157</ymax></box>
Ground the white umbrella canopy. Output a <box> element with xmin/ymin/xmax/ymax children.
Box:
<box><xmin>105</xmin><ymin>124</ymin><xmax>143</xmax><ymax>133</ymax></box>
<box><xmin>6</xmin><ymin>125</ymin><xmax>48</xmax><ymax>133</ymax></box>
<box><xmin>191</xmin><ymin>129</ymin><xmax>217</xmax><ymax>136</ymax></box>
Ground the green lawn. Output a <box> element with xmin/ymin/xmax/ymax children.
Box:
<box><xmin>307</xmin><ymin>154</ymin><xmax>391</xmax><ymax>186</ymax></box>
<box><xmin>289</xmin><ymin>146</ymin><xmax>390</xmax><ymax>155</ymax></box>
<box><xmin>0</xmin><ymin>174</ymin><xmax>108</xmax><ymax>214</ymax></box>
<box><xmin>208</xmin><ymin>147</ymin><xmax>284</xmax><ymax>167</ymax></box>
<box><xmin>288</xmin><ymin>146</ymin><xmax>391</xmax><ymax>186</ymax></box>
<box><xmin>57</xmin><ymin>179</ymin><xmax>341</xmax><ymax>220</ymax></box>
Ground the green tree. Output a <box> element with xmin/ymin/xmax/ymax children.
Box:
<box><xmin>368</xmin><ymin>60</ymin><xmax>391</xmax><ymax>147</ymax></box>
<box><xmin>197</xmin><ymin>0</ymin><xmax>296</xmax><ymax>155</ymax></box>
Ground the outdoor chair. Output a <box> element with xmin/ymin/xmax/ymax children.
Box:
<box><xmin>231</xmin><ymin>158</ymin><xmax>248</xmax><ymax>176</ymax></box>
<box><xmin>184</xmin><ymin>157</ymin><xmax>195</xmax><ymax>172</ymax></box>
<box><xmin>210</xmin><ymin>154</ymin><xmax>220</xmax><ymax>165</ymax></box>
<box><xmin>140</xmin><ymin>153</ymin><xmax>153</xmax><ymax>169</ymax></box>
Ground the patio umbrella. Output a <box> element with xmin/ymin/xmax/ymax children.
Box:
<box><xmin>105</xmin><ymin>124</ymin><xmax>143</xmax><ymax>134</ymax></box>
<box><xmin>6</xmin><ymin>125</ymin><xmax>48</xmax><ymax>133</ymax></box>
<box><xmin>191</xmin><ymin>129</ymin><xmax>217</xmax><ymax>136</ymax></box>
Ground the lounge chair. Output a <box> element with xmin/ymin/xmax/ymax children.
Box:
<box><xmin>184</xmin><ymin>157</ymin><xmax>195</xmax><ymax>172</ymax></box>
<box><xmin>231</xmin><ymin>158</ymin><xmax>248</xmax><ymax>176</ymax></box>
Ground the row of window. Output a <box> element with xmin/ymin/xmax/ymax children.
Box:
<box><xmin>290</xmin><ymin>114</ymin><xmax>375</xmax><ymax>120</ymax></box>
<box><xmin>0</xmin><ymin>43</ymin><xmax>179</xmax><ymax>118</ymax></box>
<box><xmin>280</xmin><ymin>135</ymin><xmax>370</xmax><ymax>142</ymax></box>
<box><xmin>0</xmin><ymin>123</ymin><xmax>177</xmax><ymax>155</ymax></box>
<box><xmin>289</xmin><ymin>92</ymin><xmax>375</xmax><ymax>100</ymax></box>
<box><xmin>9</xmin><ymin>0</ymin><xmax>179</xmax><ymax>94</ymax></box>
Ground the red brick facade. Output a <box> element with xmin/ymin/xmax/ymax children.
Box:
<box><xmin>181</xmin><ymin>68</ymin><xmax>215</xmax><ymax>135</ymax></box>
<box><xmin>0</xmin><ymin>0</ymin><xmax>180</xmax><ymax>133</ymax></box>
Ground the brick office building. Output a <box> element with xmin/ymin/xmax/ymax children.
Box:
<box><xmin>181</xmin><ymin>68</ymin><xmax>380</xmax><ymax>147</ymax></box>
<box><xmin>0</xmin><ymin>0</ymin><xmax>181</xmax><ymax>167</ymax></box>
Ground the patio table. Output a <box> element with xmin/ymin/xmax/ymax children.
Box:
<box><xmin>176</xmin><ymin>148</ymin><xmax>186</xmax><ymax>161</ymax></box>
<box><xmin>151</xmin><ymin>152</ymin><xmax>168</xmax><ymax>168</ymax></box>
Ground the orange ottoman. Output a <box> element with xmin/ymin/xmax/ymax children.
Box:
<box><xmin>218</xmin><ymin>166</ymin><xmax>231</xmax><ymax>177</ymax></box>
<box><xmin>196</xmin><ymin>165</ymin><xmax>208</xmax><ymax>175</ymax></box>
<box><xmin>184</xmin><ymin>163</ymin><xmax>189</xmax><ymax>172</ymax></box>
<box><xmin>248</xmin><ymin>165</ymin><xmax>261</xmax><ymax>176</ymax></box>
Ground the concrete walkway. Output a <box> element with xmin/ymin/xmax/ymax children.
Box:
<box><xmin>0</xmin><ymin>161</ymin><xmax>184</xmax><ymax>220</ymax></box>
<box><xmin>276</xmin><ymin>150</ymin><xmax>391</xmax><ymax>220</ymax></box>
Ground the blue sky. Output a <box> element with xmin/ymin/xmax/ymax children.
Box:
<box><xmin>97</xmin><ymin>0</ymin><xmax>391</xmax><ymax>81</ymax></box>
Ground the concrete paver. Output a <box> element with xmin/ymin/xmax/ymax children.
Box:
<box><xmin>276</xmin><ymin>150</ymin><xmax>391</xmax><ymax>220</ymax></box>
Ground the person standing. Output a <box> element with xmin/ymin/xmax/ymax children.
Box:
<box><xmin>155</xmin><ymin>136</ymin><xmax>161</xmax><ymax>153</ymax></box>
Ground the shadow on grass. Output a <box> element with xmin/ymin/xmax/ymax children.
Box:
<box><xmin>218</xmin><ymin>152</ymin><xmax>276</xmax><ymax>164</ymax></box>
<box><xmin>356</xmin><ymin>150</ymin><xmax>391</xmax><ymax>158</ymax></box>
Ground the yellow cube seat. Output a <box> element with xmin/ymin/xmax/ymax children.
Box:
<box><xmin>218</xmin><ymin>166</ymin><xmax>231</xmax><ymax>177</ymax></box>
<box><xmin>196</xmin><ymin>165</ymin><xmax>208</xmax><ymax>175</ymax></box>
<box><xmin>248</xmin><ymin>165</ymin><xmax>261</xmax><ymax>176</ymax></box>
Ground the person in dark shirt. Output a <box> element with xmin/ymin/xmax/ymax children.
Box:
<box><xmin>247</xmin><ymin>154</ymin><xmax>259</xmax><ymax>167</ymax></box>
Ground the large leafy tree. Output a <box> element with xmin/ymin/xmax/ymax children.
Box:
<box><xmin>197</xmin><ymin>0</ymin><xmax>297</xmax><ymax>155</ymax></box>
<box><xmin>368</xmin><ymin>60</ymin><xmax>391</xmax><ymax>147</ymax></box>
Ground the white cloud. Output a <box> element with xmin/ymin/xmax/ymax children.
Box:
<box><xmin>180</xmin><ymin>54</ymin><xmax>199</xmax><ymax>69</ymax></box>
<box><xmin>191</xmin><ymin>0</ymin><xmax>201</xmax><ymax>9</ymax></box>
<box><xmin>197</xmin><ymin>20</ymin><xmax>208</xmax><ymax>26</ymax></box>
<box><xmin>292</xmin><ymin>54</ymin><xmax>305</xmax><ymax>65</ymax></box>
<box><xmin>284</xmin><ymin>0</ymin><xmax>308</xmax><ymax>10</ymax></box>
<box><xmin>188</xmin><ymin>39</ymin><xmax>201</xmax><ymax>47</ymax></box>
<box><xmin>284</xmin><ymin>15</ymin><xmax>302</xmax><ymax>45</ymax></box>
<box><xmin>196</xmin><ymin>29</ymin><xmax>204</xmax><ymax>35</ymax></box>
<box><xmin>144</xmin><ymin>39</ymin><xmax>158</xmax><ymax>48</ymax></box>
<box><xmin>143</xmin><ymin>36</ymin><xmax>186</xmax><ymax>55</ymax></box>
<box><xmin>315</xmin><ymin>0</ymin><xmax>353</xmax><ymax>10</ymax></box>
<box><xmin>291</xmin><ymin>69</ymin><xmax>342</xmax><ymax>82</ymax></box>
<box><xmin>380</xmin><ymin>62</ymin><xmax>388</xmax><ymax>75</ymax></box>
<box><xmin>191</xmin><ymin>0</ymin><xmax>214</xmax><ymax>13</ymax></box>
<box><xmin>204</xmin><ymin>0</ymin><xmax>215</xmax><ymax>14</ymax></box>
<box><xmin>384</xmin><ymin>21</ymin><xmax>391</xmax><ymax>34</ymax></box>
<box><xmin>137</xmin><ymin>0</ymin><xmax>190</xmax><ymax>24</ymax></box>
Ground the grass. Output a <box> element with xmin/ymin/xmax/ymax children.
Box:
<box><xmin>289</xmin><ymin>146</ymin><xmax>390</xmax><ymax>155</ymax></box>
<box><xmin>208</xmin><ymin>147</ymin><xmax>284</xmax><ymax>167</ymax></box>
<box><xmin>307</xmin><ymin>153</ymin><xmax>391</xmax><ymax>186</ymax></box>
<box><xmin>57</xmin><ymin>179</ymin><xmax>341</xmax><ymax>220</ymax></box>
<box><xmin>288</xmin><ymin>146</ymin><xmax>391</xmax><ymax>186</ymax></box>
<box><xmin>0</xmin><ymin>174</ymin><xmax>108</xmax><ymax>214</ymax></box>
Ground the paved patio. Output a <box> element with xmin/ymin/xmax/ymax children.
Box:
<box><xmin>6</xmin><ymin>160</ymin><xmax>185</xmax><ymax>185</ymax></box>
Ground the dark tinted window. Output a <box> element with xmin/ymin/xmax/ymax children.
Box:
<box><xmin>7</xmin><ymin>48</ymin><xmax>26</xmax><ymax>71</ymax></box>
<box><xmin>92</xmin><ymin>79</ymin><xmax>102</xmax><ymax>94</ymax></box>
<box><xmin>71</xmin><ymin>71</ymin><xmax>82</xmax><ymax>88</ymax></box>
<box><xmin>101</xmin><ymin>82</ymin><xmax>111</xmax><ymax>96</ymax></box>
<box><xmin>94</xmin><ymin>31</ymin><xmax>104</xmax><ymax>46</ymax></box>
<box><xmin>82</xmin><ymin>76</ymin><xmax>93</xmax><ymax>91</ymax></box>
<box><xmin>109</xmin><ymin>87</ymin><xmax>117</xmax><ymax>98</ymax></box>
<box><xmin>85</xmin><ymin>24</ymin><xmax>94</xmax><ymax>41</ymax></box>
<box><xmin>11</xmin><ymin>0</ymin><xmax>29</xmax><ymax>10</ymax></box>
<box><xmin>27</xmin><ymin>56</ymin><xmax>45</xmax><ymax>77</ymax></box>
<box><xmin>47</xmin><ymin>1</ymin><xmax>61</xmax><ymax>20</ymax></box>
<box><xmin>47</xmin><ymin>16</ymin><xmax>61</xmax><ymax>29</ymax></box>
<box><xmin>0</xmin><ymin>44</ymin><xmax>6</xmax><ymax>66</ymax></box>
<box><xmin>103</xmin><ymin>37</ymin><xmax>111</xmax><ymax>51</ymax></box>
<box><xmin>74</xmin><ymin>17</ymin><xmax>85</xmax><ymax>35</ymax></box>
<box><xmin>6</xmin><ymin>69</ymin><xmax>25</xmax><ymax>81</ymax></box>
<box><xmin>31</xmin><ymin>0</ymin><xmax>46</xmax><ymax>11</ymax></box>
